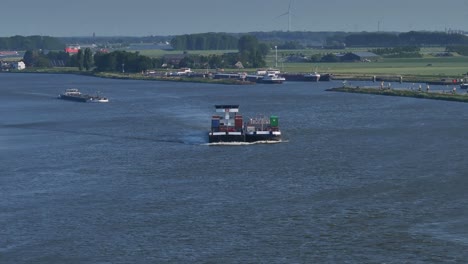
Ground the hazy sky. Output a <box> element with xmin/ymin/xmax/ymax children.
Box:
<box><xmin>2</xmin><ymin>0</ymin><xmax>468</xmax><ymax>37</ymax></box>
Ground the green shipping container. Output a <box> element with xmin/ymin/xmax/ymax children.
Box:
<box><xmin>270</xmin><ymin>116</ymin><xmax>279</xmax><ymax>127</ymax></box>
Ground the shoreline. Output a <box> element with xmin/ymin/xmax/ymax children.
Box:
<box><xmin>2</xmin><ymin>69</ymin><xmax>465</xmax><ymax>86</ymax></box>
<box><xmin>326</xmin><ymin>86</ymin><xmax>468</xmax><ymax>103</ymax></box>
<box><xmin>0</xmin><ymin>70</ymin><xmax>256</xmax><ymax>85</ymax></box>
<box><xmin>330</xmin><ymin>73</ymin><xmax>466</xmax><ymax>85</ymax></box>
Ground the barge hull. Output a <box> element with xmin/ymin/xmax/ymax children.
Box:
<box><xmin>245</xmin><ymin>134</ymin><xmax>281</xmax><ymax>142</ymax></box>
<box><xmin>59</xmin><ymin>95</ymin><xmax>89</xmax><ymax>102</ymax></box>
<box><xmin>208</xmin><ymin>134</ymin><xmax>245</xmax><ymax>143</ymax></box>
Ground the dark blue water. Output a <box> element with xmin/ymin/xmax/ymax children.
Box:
<box><xmin>1</xmin><ymin>73</ymin><xmax>467</xmax><ymax>263</ymax></box>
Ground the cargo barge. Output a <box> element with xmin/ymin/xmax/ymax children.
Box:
<box><xmin>213</xmin><ymin>72</ymin><xmax>332</xmax><ymax>82</ymax></box>
<box><xmin>59</xmin><ymin>88</ymin><xmax>108</xmax><ymax>103</ymax></box>
<box><xmin>245</xmin><ymin>115</ymin><xmax>281</xmax><ymax>142</ymax></box>
<box><xmin>281</xmin><ymin>73</ymin><xmax>333</xmax><ymax>82</ymax></box>
<box><xmin>208</xmin><ymin>105</ymin><xmax>281</xmax><ymax>143</ymax></box>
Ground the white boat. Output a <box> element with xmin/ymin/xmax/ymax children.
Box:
<box><xmin>304</xmin><ymin>72</ymin><xmax>321</xmax><ymax>82</ymax></box>
<box><xmin>89</xmin><ymin>96</ymin><xmax>109</xmax><ymax>103</ymax></box>
<box><xmin>257</xmin><ymin>70</ymin><xmax>285</xmax><ymax>84</ymax></box>
<box><xmin>460</xmin><ymin>83</ymin><xmax>468</xmax><ymax>89</ymax></box>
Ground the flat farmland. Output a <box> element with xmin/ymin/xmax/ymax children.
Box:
<box><xmin>285</xmin><ymin>57</ymin><xmax>468</xmax><ymax>77</ymax></box>
<box><xmin>116</xmin><ymin>46</ymin><xmax>468</xmax><ymax>78</ymax></box>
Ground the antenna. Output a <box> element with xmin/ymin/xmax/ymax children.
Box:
<box><xmin>377</xmin><ymin>18</ymin><xmax>383</xmax><ymax>32</ymax></box>
<box><xmin>275</xmin><ymin>0</ymin><xmax>294</xmax><ymax>31</ymax></box>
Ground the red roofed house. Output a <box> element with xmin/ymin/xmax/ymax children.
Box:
<box><xmin>65</xmin><ymin>46</ymin><xmax>80</xmax><ymax>54</ymax></box>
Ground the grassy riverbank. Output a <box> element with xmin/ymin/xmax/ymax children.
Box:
<box><xmin>327</xmin><ymin>86</ymin><xmax>468</xmax><ymax>103</ymax></box>
<box><xmin>4</xmin><ymin>69</ymin><xmax>254</xmax><ymax>85</ymax></box>
<box><xmin>91</xmin><ymin>72</ymin><xmax>254</xmax><ymax>85</ymax></box>
<box><xmin>7</xmin><ymin>53</ymin><xmax>468</xmax><ymax>85</ymax></box>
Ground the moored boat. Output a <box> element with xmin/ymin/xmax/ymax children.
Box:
<box><xmin>460</xmin><ymin>83</ymin><xmax>468</xmax><ymax>89</ymax></box>
<box><xmin>303</xmin><ymin>72</ymin><xmax>321</xmax><ymax>82</ymax></box>
<box><xmin>257</xmin><ymin>70</ymin><xmax>285</xmax><ymax>84</ymax></box>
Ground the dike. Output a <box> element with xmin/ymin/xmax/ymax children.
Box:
<box><xmin>326</xmin><ymin>86</ymin><xmax>468</xmax><ymax>103</ymax></box>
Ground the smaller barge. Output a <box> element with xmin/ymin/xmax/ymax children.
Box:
<box><xmin>208</xmin><ymin>105</ymin><xmax>281</xmax><ymax>143</ymax></box>
<box><xmin>59</xmin><ymin>88</ymin><xmax>108</xmax><ymax>103</ymax></box>
<box><xmin>245</xmin><ymin>115</ymin><xmax>281</xmax><ymax>142</ymax></box>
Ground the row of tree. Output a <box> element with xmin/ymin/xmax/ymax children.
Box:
<box><xmin>0</xmin><ymin>35</ymin><xmax>64</xmax><ymax>50</ymax></box>
<box><xmin>4</xmin><ymin>31</ymin><xmax>468</xmax><ymax>52</ymax></box>
<box><xmin>170</xmin><ymin>33</ymin><xmax>239</xmax><ymax>50</ymax></box>
<box><xmin>446</xmin><ymin>46</ymin><xmax>468</xmax><ymax>56</ymax></box>
<box><xmin>22</xmin><ymin>48</ymin><xmax>95</xmax><ymax>68</ymax></box>
<box><xmin>93</xmin><ymin>51</ymin><xmax>155</xmax><ymax>72</ymax></box>
<box><xmin>343</xmin><ymin>31</ymin><xmax>468</xmax><ymax>47</ymax></box>
<box><xmin>22</xmin><ymin>49</ymin><xmax>161</xmax><ymax>73</ymax></box>
<box><xmin>370</xmin><ymin>47</ymin><xmax>422</xmax><ymax>58</ymax></box>
<box><xmin>92</xmin><ymin>35</ymin><xmax>268</xmax><ymax>71</ymax></box>
<box><xmin>22</xmin><ymin>35</ymin><xmax>268</xmax><ymax>72</ymax></box>
<box><xmin>169</xmin><ymin>31</ymin><xmax>468</xmax><ymax>51</ymax></box>
<box><xmin>23</xmin><ymin>50</ymin><xmax>73</xmax><ymax>67</ymax></box>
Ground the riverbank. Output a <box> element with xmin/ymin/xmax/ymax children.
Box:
<box><xmin>326</xmin><ymin>86</ymin><xmax>468</xmax><ymax>103</ymax></box>
<box><xmin>1</xmin><ymin>69</ymin><xmax>255</xmax><ymax>85</ymax></box>
<box><xmin>91</xmin><ymin>72</ymin><xmax>255</xmax><ymax>85</ymax></box>
<box><xmin>3</xmin><ymin>68</ymin><xmax>466</xmax><ymax>85</ymax></box>
<box><xmin>330</xmin><ymin>73</ymin><xmax>466</xmax><ymax>85</ymax></box>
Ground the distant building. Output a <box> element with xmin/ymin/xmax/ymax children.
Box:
<box><xmin>65</xmin><ymin>46</ymin><xmax>80</xmax><ymax>54</ymax></box>
<box><xmin>338</xmin><ymin>52</ymin><xmax>380</xmax><ymax>62</ymax></box>
<box><xmin>176</xmin><ymin>68</ymin><xmax>192</xmax><ymax>75</ymax></box>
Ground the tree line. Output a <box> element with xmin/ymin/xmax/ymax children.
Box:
<box><xmin>175</xmin><ymin>35</ymin><xmax>268</xmax><ymax>68</ymax></box>
<box><xmin>343</xmin><ymin>31</ymin><xmax>468</xmax><ymax>47</ymax></box>
<box><xmin>370</xmin><ymin>47</ymin><xmax>422</xmax><ymax>58</ymax></box>
<box><xmin>170</xmin><ymin>33</ymin><xmax>239</xmax><ymax>50</ymax></box>
<box><xmin>22</xmin><ymin>35</ymin><xmax>269</xmax><ymax>72</ymax></box>
<box><xmin>169</xmin><ymin>31</ymin><xmax>468</xmax><ymax>50</ymax></box>
<box><xmin>4</xmin><ymin>32</ymin><xmax>468</xmax><ymax>52</ymax></box>
<box><xmin>446</xmin><ymin>46</ymin><xmax>468</xmax><ymax>56</ymax></box>
<box><xmin>99</xmin><ymin>35</ymin><xmax>268</xmax><ymax>70</ymax></box>
<box><xmin>0</xmin><ymin>35</ymin><xmax>64</xmax><ymax>50</ymax></box>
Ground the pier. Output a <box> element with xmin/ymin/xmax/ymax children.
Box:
<box><xmin>326</xmin><ymin>85</ymin><xmax>468</xmax><ymax>103</ymax></box>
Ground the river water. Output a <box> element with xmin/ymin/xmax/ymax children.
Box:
<box><xmin>1</xmin><ymin>73</ymin><xmax>467</xmax><ymax>263</ymax></box>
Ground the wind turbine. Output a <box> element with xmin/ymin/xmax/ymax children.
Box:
<box><xmin>275</xmin><ymin>0</ymin><xmax>294</xmax><ymax>32</ymax></box>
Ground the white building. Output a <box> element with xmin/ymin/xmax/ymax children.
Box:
<box><xmin>11</xmin><ymin>61</ymin><xmax>26</xmax><ymax>70</ymax></box>
<box><xmin>176</xmin><ymin>68</ymin><xmax>192</xmax><ymax>76</ymax></box>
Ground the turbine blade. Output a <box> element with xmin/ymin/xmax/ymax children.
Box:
<box><xmin>274</xmin><ymin>12</ymin><xmax>289</xmax><ymax>19</ymax></box>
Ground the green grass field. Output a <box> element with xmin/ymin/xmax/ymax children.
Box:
<box><xmin>264</xmin><ymin>48</ymin><xmax>468</xmax><ymax>77</ymax></box>
<box><xmin>284</xmin><ymin>57</ymin><xmax>468</xmax><ymax>77</ymax></box>
<box><xmin>133</xmin><ymin>47</ymin><xmax>468</xmax><ymax>78</ymax></box>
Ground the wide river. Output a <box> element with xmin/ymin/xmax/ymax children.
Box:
<box><xmin>1</xmin><ymin>73</ymin><xmax>467</xmax><ymax>263</ymax></box>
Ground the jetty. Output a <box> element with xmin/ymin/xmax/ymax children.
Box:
<box><xmin>326</xmin><ymin>85</ymin><xmax>468</xmax><ymax>103</ymax></box>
